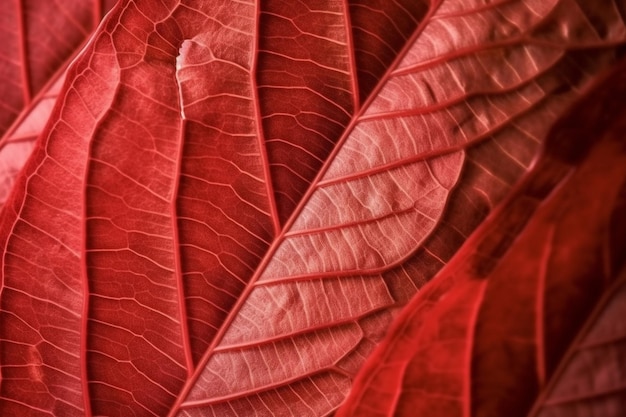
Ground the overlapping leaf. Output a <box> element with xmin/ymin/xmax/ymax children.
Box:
<box><xmin>0</xmin><ymin>1</ymin><xmax>625</xmax><ymax>416</ymax></box>
<box><xmin>0</xmin><ymin>0</ymin><xmax>117</xmax><ymax>205</ymax></box>
<box><xmin>529</xmin><ymin>275</ymin><xmax>626</xmax><ymax>417</ymax></box>
<box><xmin>1</xmin><ymin>0</ymin><xmax>106</xmax><ymax>135</ymax></box>
<box><xmin>0</xmin><ymin>72</ymin><xmax>70</xmax><ymax>206</ymax></box>
<box><xmin>337</xmin><ymin>58</ymin><xmax>626</xmax><ymax>417</ymax></box>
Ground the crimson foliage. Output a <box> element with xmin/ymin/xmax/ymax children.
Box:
<box><xmin>0</xmin><ymin>1</ymin><xmax>625</xmax><ymax>416</ymax></box>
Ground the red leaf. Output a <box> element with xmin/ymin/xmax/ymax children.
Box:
<box><xmin>1</xmin><ymin>0</ymin><xmax>98</xmax><ymax>134</ymax></box>
<box><xmin>0</xmin><ymin>1</ymin><xmax>625</xmax><ymax>416</ymax></box>
<box><xmin>0</xmin><ymin>0</ymin><xmax>117</xmax><ymax>206</ymax></box>
<box><xmin>337</xmin><ymin>57</ymin><xmax>626</xmax><ymax>417</ymax></box>
<box><xmin>528</xmin><ymin>275</ymin><xmax>626</xmax><ymax>417</ymax></box>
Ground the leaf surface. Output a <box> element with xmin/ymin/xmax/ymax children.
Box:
<box><xmin>0</xmin><ymin>0</ymin><xmax>117</xmax><ymax>206</ymax></box>
<box><xmin>0</xmin><ymin>1</ymin><xmax>625</xmax><ymax>417</ymax></box>
<box><xmin>528</xmin><ymin>275</ymin><xmax>626</xmax><ymax>417</ymax></box>
<box><xmin>337</xmin><ymin>56</ymin><xmax>626</xmax><ymax>417</ymax></box>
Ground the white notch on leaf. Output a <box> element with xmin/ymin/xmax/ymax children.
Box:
<box><xmin>175</xmin><ymin>40</ymin><xmax>192</xmax><ymax>120</ymax></box>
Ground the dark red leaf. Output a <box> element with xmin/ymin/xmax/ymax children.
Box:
<box><xmin>528</xmin><ymin>274</ymin><xmax>626</xmax><ymax>417</ymax></box>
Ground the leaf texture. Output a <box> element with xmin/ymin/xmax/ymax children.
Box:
<box><xmin>336</xmin><ymin>56</ymin><xmax>626</xmax><ymax>417</ymax></box>
<box><xmin>1</xmin><ymin>0</ymin><xmax>98</xmax><ymax>134</ymax></box>
<box><xmin>0</xmin><ymin>1</ymin><xmax>625</xmax><ymax>417</ymax></box>
<box><xmin>528</xmin><ymin>274</ymin><xmax>626</xmax><ymax>417</ymax></box>
<box><xmin>0</xmin><ymin>0</ymin><xmax>117</xmax><ymax>206</ymax></box>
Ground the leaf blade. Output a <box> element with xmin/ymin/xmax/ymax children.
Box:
<box><xmin>1</xmin><ymin>1</ymin><xmax>626</xmax><ymax>417</ymax></box>
<box><xmin>336</xmin><ymin>55</ymin><xmax>626</xmax><ymax>417</ymax></box>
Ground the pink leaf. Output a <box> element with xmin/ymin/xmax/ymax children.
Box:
<box><xmin>337</xmin><ymin>57</ymin><xmax>626</xmax><ymax>417</ymax></box>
